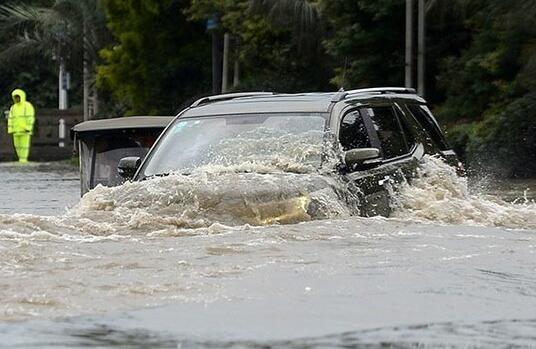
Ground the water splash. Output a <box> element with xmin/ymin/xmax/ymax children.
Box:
<box><xmin>65</xmin><ymin>155</ymin><xmax>536</xmax><ymax>231</ymax></box>
<box><xmin>0</xmin><ymin>167</ymin><xmax>350</xmax><ymax>241</ymax></box>
<box><xmin>392</xmin><ymin>155</ymin><xmax>536</xmax><ymax>229</ymax></box>
<box><xmin>1</xmin><ymin>154</ymin><xmax>536</xmax><ymax>242</ymax></box>
<box><xmin>71</xmin><ymin>169</ymin><xmax>350</xmax><ymax>230</ymax></box>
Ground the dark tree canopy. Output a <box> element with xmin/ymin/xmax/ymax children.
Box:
<box><xmin>98</xmin><ymin>0</ymin><xmax>211</xmax><ymax>115</ymax></box>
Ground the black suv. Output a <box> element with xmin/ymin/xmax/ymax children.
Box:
<box><xmin>119</xmin><ymin>88</ymin><xmax>459</xmax><ymax>217</ymax></box>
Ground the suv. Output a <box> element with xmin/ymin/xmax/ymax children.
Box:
<box><xmin>118</xmin><ymin>88</ymin><xmax>459</xmax><ymax>217</ymax></box>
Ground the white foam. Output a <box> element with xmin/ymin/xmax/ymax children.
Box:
<box><xmin>1</xmin><ymin>155</ymin><xmax>535</xmax><ymax>240</ymax></box>
<box><xmin>392</xmin><ymin>155</ymin><xmax>536</xmax><ymax>229</ymax></box>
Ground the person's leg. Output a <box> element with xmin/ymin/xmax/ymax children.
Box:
<box><xmin>13</xmin><ymin>134</ymin><xmax>22</xmax><ymax>161</ymax></box>
<box><xmin>13</xmin><ymin>133</ymin><xmax>31</xmax><ymax>162</ymax></box>
<box><xmin>19</xmin><ymin>134</ymin><xmax>31</xmax><ymax>162</ymax></box>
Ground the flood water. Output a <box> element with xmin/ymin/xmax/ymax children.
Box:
<box><xmin>1</xmin><ymin>158</ymin><xmax>536</xmax><ymax>348</ymax></box>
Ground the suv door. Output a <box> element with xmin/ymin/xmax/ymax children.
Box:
<box><xmin>338</xmin><ymin>102</ymin><xmax>423</xmax><ymax>217</ymax></box>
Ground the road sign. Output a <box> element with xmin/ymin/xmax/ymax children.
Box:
<box><xmin>206</xmin><ymin>16</ymin><xmax>218</xmax><ymax>31</ymax></box>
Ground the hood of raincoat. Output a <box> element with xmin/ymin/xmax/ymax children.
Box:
<box><xmin>11</xmin><ymin>89</ymin><xmax>27</xmax><ymax>104</ymax></box>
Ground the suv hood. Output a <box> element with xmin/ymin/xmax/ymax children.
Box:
<box><xmin>75</xmin><ymin>171</ymin><xmax>352</xmax><ymax>229</ymax></box>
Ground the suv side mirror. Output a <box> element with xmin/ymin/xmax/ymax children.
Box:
<box><xmin>118</xmin><ymin>156</ymin><xmax>141</xmax><ymax>179</ymax></box>
<box><xmin>344</xmin><ymin>148</ymin><xmax>381</xmax><ymax>169</ymax></box>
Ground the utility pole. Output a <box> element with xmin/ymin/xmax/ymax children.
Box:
<box><xmin>405</xmin><ymin>0</ymin><xmax>414</xmax><ymax>88</ymax></box>
<box><xmin>58</xmin><ymin>59</ymin><xmax>68</xmax><ymax>110</ymax></box>
<box><xmin>233</xmin><ymin>59</ymin><xmax>240</xmax><ymax>88</ymax></box>
<box><xmin>233</xmin><ymin>38</ymin><xmax>240</xmax><ymax>88</ymax></box>
<box><xmin>417</xmin><ymin>0</ymin><xmax>426</xmax><ymax>97</ymax></box>
<box><xmin>207</xmin><ymin>15</ymin><xmax>222</xmax><ymax>95</ymax></box>
<box><xmin>82</xmin><ymin>21</ymin><xmax>91</xmax><ymax>120</ymax></box>
<box><xmin>212</xmin><ymin>31</ymin><xmax>222</xmax><ymax>94</ymax></box>
<box><xmin>221</xmin><ymin>33</ymin><xmax>230</xmax><ymax>93</ymax></box>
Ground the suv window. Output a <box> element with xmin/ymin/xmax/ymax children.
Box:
<box><xmin>368</xmin><ymin>106</ymin><xmax>408</xmax><ymax>159</ymax></box>
<box><xmin>394</xmin><ymin>106</ymin><xmax>416</xmax><ymax>150</ymax></box>
<box><xmin>406</xmin><ymin>104</ymin><xmax>449</xmax><ymax>150</ymax></box>
<box><xmin>339</xmin><ymin>110</ymin><xmax>371</xmax><ymax>151</ymax></box>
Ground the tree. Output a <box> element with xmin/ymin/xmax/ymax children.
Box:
<box><xmin>98</xmin><ymin>0</ymin><xmax>211</xmax><ymax>115</ymax></box>
<box><xmin>0</xmin><ymin>0</ymin><xmax>57</xmax><ymax>112</ymax></box>
<box><xmin>249</xmin><ymin>0</ymin><xmax>322</xmax><ymax>48</ymax></box>
<box><xmin>0</xmin><ymin>0</ymin><xmax>110</xmax><ymax>119</ymax></box>
<box><xmin>187</xmin><ymin>0</ymin><xmax>333</xmax><ymax>92</ymax></box>
<box><xmin>435</xmin><ymin>0</ymin><xmax>536</xmax><ymax>176</ymax></box>
<box><xmin>319</xmin><ymin>0</ymin><xmax>406</xmax><ymax>88</ymax></box>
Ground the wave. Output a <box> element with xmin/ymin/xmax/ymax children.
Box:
<box><xmin>1</xmin><ymin>155</ymin><xmax>535</xmax><ymax>241</ymax></box>
<box><xmin>392</xmin><ymin>155</ymin><xmax>536</xmax><ymax>230</ymax></box>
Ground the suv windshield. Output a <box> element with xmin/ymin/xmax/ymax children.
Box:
<box><xmin>142</xmin><ymin>113</ymin><xmax>328</xmax><ymax>176</ymax></box>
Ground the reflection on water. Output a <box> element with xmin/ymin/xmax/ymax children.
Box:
<box><xmin>0</xmin><ymin>159</ymin><xmax>536</xmax><ymax>348</ymax></box>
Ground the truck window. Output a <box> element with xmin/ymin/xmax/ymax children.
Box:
<box><xmin>368</xmin><ymin>106</ymin><xmax>408</xmax><ymax>159</ymax></box>
<box><xmin>406</xmin><ymin>104</ymin><xmax>450</xmax><ymax>150</ymax></box>
<box><xmin>339</xmin><ymin>110</ymin><xmax>371</xmax><ymax>151</ymax></box>
<box><xmin>394</xmin><ymin>106</ymin><xmax>416</xmax><ymax>150</ymax></box>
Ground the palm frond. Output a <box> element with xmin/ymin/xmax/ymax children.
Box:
<box><xmin>0</xmin><ymin>35</ymin><xmax>45</xmax><ymax>64</ymax></box>
<box><xmin>0</xmin><ymin>4</ymin><xmax>48</xmax><ymax>30</ymax></box>
<box><xmin>0</xmin><ymin>0</ymin><xmax>109</xmax><ymax>61</ymax></box>
<box><xmin>425</xmin><ymin>0</ymin><xmax>466</xmax><ymax>19</ymax></box>
<box><xmin>249</xmin><ymin>0</ymin><xmax>321</xmax><ymax>33</ymax></box>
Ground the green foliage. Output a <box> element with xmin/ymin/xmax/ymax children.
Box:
<box><xmin>464</xmin><ymin>94</ymin><xmax>536</xmax><ymax>177</ymax></box>
<box><xmin>444</xmin><ymin>122</ymin><xmax>475</xmax><ymax>163</ymax></box>
<box><xmin>187</xmin><ymin>0</ymin><xmax>333</xmax><ymax>92</ymax></box>
<box><xmin>436</xmin><ymin>2</ymin><xmax>526</xmax><ymax>121</ymax></box>
<box><xmin>248</xmin><ymin>0</ymin><xmax>322</xmax><ymax>45</ymax></box>
<box><xmin>98</xmin><ymin>0</ymin><xmax>211</xmax><ymax>115</ymax></box>
<box><xmin>0</xmin><ymin>59</ymin><xmax>58</xmax><ymax>113</ymax></box>
<box><xmin>0</xmin><ymin>0</ymin><xmax>65</xmax><ymax>111</ymax></box>
<box><xmin>0</xmin><ymin>0</ymin><xmax>535</xmax><ymax>176</ymax></box>
<box><xmin>435</xmin><ymin>0</ymin><xmax>536</xmax><ymax>176</ymax></box>
<box><xmin>319</xmin><ymin>0</ymin><xmax>405</xmax><ymax>88</ymax></box>
<box><xmin>0</xmin><ymin>0</ymin><xmax>110</xmax><ymax>112</ymax></box>
<box><xmin>0</xmin><ymin>0</ymin><xmax>109</xmax><ymax>73</ymax></box>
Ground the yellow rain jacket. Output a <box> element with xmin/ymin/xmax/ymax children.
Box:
<box><xmin>8</xmin><ymin>89</ymin><xmax>35</xmax><ymax>135</ymax></box>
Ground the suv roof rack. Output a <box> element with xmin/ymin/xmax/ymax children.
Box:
<box><xmin>190</xmin><ymin>92</ymin><xmax>276</xmax><ymax>108</ymax></box>
<box><xmin>332</xmin><ymin>87</ymin><xmax>417</xmax><ymax>102</ymax></box>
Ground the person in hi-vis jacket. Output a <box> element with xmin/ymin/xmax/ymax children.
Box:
<box><xmin>8</xmin><ymin>89</ymin><xmax>35</xmax><ymax>163</ymax></box>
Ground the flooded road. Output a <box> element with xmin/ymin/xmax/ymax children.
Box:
<box><xmin>1</xmin><ymin>159</ymin><xmax>536</xmax><ymax>348</ymax></box>
<box><xmin>0</xmin><ymin>162</ymin><xmax>80</xmax><ymax>215</ymax></box>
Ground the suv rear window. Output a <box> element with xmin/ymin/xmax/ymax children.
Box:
<box><xmin>368</xmin><ymin>106</ymin><xmax>408</xmax><ymax>159</ymax></box>
<box><xmin>406</xmin><ymin>104</ymin><xmax>449</xmax><ymax>150</ymax></box>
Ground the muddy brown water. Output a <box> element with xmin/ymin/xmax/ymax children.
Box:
<box><xmin>0</xmin><ymin>159</ymin><xmax>536</xmax><ymax>348</ymax></box>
